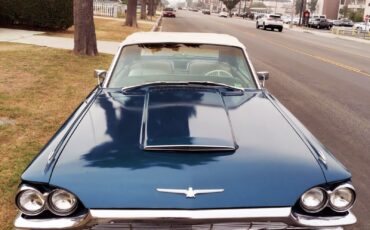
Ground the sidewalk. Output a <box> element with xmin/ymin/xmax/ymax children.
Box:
<box><xmin>283</xmin><ymin>24</ymin><xmax>370</xmax><ymax>45</ymax></box>
<box><xmin>0</xmin><ymin>28</ymin><xmax>120</xmax><ymax>55</ymax></box>
<box><xmin>234</xmin><ymin>18</ymin><xmax>370</xmax><ymax>44</ymax></box>
<box><xmin>94</xmin><ymin>15</ymin><xmax>157</xmax><ymax>25</ymax></box>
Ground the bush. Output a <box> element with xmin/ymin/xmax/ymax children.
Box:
<box><xmin>348</xmin><ymin>9</ymin><xmax>364</xmax><ymax>22</ymax></box>
<box><xmin>0</xmin><ymin>0</ymin><xmax>73</xmax><ymax>30</ymax></box>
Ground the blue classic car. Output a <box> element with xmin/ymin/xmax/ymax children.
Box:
<box><xmin>14</xmin><ymin>32</ymin><xmax>356</xmax><ymax>229</ymax></box>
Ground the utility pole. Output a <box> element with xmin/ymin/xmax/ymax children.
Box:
<box><xmin>275</xmin><ymin>0</ymin><xmax>277</xmax><ymax>14</ymax></box>
<box><xmin>290</xmin><ymin>0</ymin><xmax>294</xmax><ymax>28</ymax></box>
<box><xmin>298</xmin><ymin>0</ymin><xmax>305</xmax><ymax>26</ymax></box>
<box><xmin>249</xmin><ymin>0</ymin><xmax>254</xmax><ymax>14</ymax></box>
<box><xmin>238</xmin><ymin>1</ymin><xmax>242</xmax><ymax>15</ymax></box>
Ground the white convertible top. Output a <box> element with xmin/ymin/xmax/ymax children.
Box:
<box><xmin>121</xmin><ymin>32</ymin><xmax>245</xmax><ymax>48</ymax></box>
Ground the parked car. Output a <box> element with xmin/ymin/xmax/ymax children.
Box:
<box><xmin>354</xmin><ymin>22</ymin><xmax>370</xmax><ymax>32</ymax></box>
<box><xmin>162</xmin><ymin>7</ymin><xmax>176</xmax><ymax>17</ymax></box>
<box><xmin>202</xmin><ymin>9</ymin><xmax>211</xmax><ymax>15</ymax></box>
<box><xmin>256</xmin><ymin>14</ymin><xmax>283</xmax><ymax>32</ymax></box>
<box><xmin>292</xmin><ymin>17</ymin><xmax>300</xmax><ymax>25</ymax></box>
<box><xmin>281</xmin><ymin>15</ymin><xmax>293</xmax><ymax>24</ymax></box>
<box><xmin>308</xmin><ymin>18</ymin><xmax>332</xmax><ymax>29</ymax></box>
<box><xmin>334</xmin><ymin>19</ymin><xmax>354</xmax><ymax>27</ymax></box>
<box><xmin>218</xmin><ymin>11</ymin><xmax>228</xmax><ymax>18</ymax></box>
<box><xmin>14</xmin><ymin>32</ymin><xmax>357</xmax><ymax>230</ymax></box>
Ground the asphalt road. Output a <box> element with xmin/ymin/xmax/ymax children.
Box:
<box><xmin>163</xmin><ymin>11</ymin><xmax>370</xmax><ymax>229</ymax></box>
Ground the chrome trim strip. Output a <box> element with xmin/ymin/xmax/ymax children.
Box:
<box><xmin>291</xmin><ymin>211</ymin><xmax>356</xmax><ymax>227</ymax></box>
<box><xmin>14</xmin><ymin>212</ymin><xmax>91</xmax><ymax>229</ymax></box>
<box><xmin>14</xmin><ymin>208</ymin><xmax>357</xmax><ymax>229</ymax></box>
<box><xmin>90</xmin><ymin>208</ymin><xmax>292</xmax><ymax>220</ymax></box>
<box><xmin>144</xmin><ymin>144</ymin><xmax>236</xmax><ymax>151</ymax></box>
<box><xmin>318</xmin><ymin>150</ymin><xmax>327</xmax><ymax>165</ymax></box>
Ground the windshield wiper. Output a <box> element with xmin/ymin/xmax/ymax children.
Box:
<box><xmin>121</xmin><ymin>81</ymin><xmax>181</xmax><ymax>93</ymax></box>
<box><xmin>121</xmin><ymin>81</ymin><xmax>244</xmax><ymax>93</ymax></box>
<box><xmin>186</xmin><ymin>81</ymin><xmax>244</xmax><ymax>92</ymax></box>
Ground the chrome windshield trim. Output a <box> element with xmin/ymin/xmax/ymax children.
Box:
<box><xmin>90</xmin><ymin>207</ymin><xmax>292</xmax><ymax>220</ymax></box>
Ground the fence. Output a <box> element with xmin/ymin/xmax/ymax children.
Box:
<box><xmin>332</xmin><ymin>27</ymin><xmax>370</xmax><ymax>40</ymax></box>
<box><xmin>93</xmin><ymin>0</ymin><xmax>126</xmax><ymax>18</ymax></box>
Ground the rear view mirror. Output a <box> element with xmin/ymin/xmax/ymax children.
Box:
<box><xmin>257</xmin><ymin>71</ymin><xmax>269</xmax><ymax>87</ymax></box>
<box><xmin>94</xmin><ymin>69</ymin><xmax>107</xmax><ymax>87</ymax></box>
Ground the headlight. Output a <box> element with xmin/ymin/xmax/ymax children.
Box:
<box><xmin>300</xmin><ymin>187</ymin><xmax>327</xmax><ymax>213</ymax></box>
<box><xmin>329</xmin><ymin>184</ymin><xmax>356</xmax><ymax>212</ymax></box>
<box><xmin>16</xmin><ymin>187</ymin><xmax>45</xmax><ymax>216</ymax></box>
<box><xmin>48</xmin><ymin>189</ymin><xmax>78</xmax><ymax>216</ymax></box>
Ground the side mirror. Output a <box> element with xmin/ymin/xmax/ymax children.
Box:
<box><xmin>94</xmin><ymin>69</ymin><xmax>107</xmax><ymax>87</ymax></box>
<box><xmin>257</xmin><ymin>71</ymin><xmax>269</xmax><ymax>87</ymax></box>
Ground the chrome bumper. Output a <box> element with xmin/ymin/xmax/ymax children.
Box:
<box><xmin>14</xmin><ymin>207</ymin><xmax>356</xmax><ymax>230</ymax></box>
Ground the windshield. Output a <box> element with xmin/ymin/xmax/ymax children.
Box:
<box><xmin>108</xmin><ymin>44</ymin><xmax>256</xmax><ymax>89</ymax></box>
<box><xmin>269</xmin><ymin>15</ymin><xmax>281</xmax><ymax>19</ymax></box>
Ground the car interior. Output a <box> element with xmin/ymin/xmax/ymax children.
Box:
<box><xmin>108</xmin><ymin>44</ymin><xmax>256</xmax><ymax>89</ymax></box>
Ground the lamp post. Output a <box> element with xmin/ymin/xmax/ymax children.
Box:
<box><xmin>275</xmin><ymin>0</ymin><xmax>278</xmax><ymax>14</ymax></box>
<box><xmin>290</xmin><ymin>0</ymin><xmax>294</xmax><ymax>28</ymax></box>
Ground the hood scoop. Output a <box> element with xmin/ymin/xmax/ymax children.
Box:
<box><xmin>141</xmin><ymin>88</ymin><xmax>237</xmax><ymax>151</ymax></box>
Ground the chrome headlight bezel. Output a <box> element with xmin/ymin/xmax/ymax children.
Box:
<box><xmin>300</xmin><ymin>187</ymin><xmax>328</xmax><ymax>213</ymax></box>
<box><xmin>48</xmin><ymin>189</ymin><xmax>78</xmax><ymax>216</ymax></box>
<box><xmin>299</xmin><ymin>183</ymin><xmax>356</xmax><ymax>214</ymax></box>
<box><xmin>328</xmin><ymin>183</ymin><xmax>356</xmax><ymax>213</ymax></box>
<box><xmin>16</xmin><ymin>185</ymin><xmax>46</xmax><ymax>216</ymax></box>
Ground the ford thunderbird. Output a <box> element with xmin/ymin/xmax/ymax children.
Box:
<box><xmin>14</xmin><ymin>32</ymin><xmax>356</xmax><ymax>229</ymax></box>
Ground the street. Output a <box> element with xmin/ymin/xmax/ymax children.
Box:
<box><xmin>163</xmin><ymin>11</ymin><xmax>370</xmax><ymax>229</ymax></box>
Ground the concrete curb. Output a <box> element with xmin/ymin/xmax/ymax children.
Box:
<box><xmin>151</xmin><ymin>15</ymin><xmax>163</xmax><ymax>32</ymax></box>
<box><xmin>285</xmin><ymin>26</ymin><xmax>370</xmax><ymax>45</ymax></box>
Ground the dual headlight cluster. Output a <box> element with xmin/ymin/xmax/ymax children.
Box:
<box><xmin>16</xmin><ymin>185</ymin><xmax>78</xmax><ymax>216</ymax></box>
<box><xmin>300</xmin><ymin>183</ymin><xmax>356</xmax><ymax>213</ymax></box>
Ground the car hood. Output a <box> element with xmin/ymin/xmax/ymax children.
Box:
<box><xmin>49</xmin><ymin>88</ymin><xmax>326</xmax><ymax>209</ymax></box>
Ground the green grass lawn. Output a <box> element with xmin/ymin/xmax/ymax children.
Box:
<box><xmin>0</xmin><ymin>43</ymin><xmax>113</xmax><ymax>229</ymax></box>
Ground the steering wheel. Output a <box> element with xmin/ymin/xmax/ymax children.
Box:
<box><xmin>204</xmin><ymin>69</ymin><xmax>233</xmax><ymax>78</ymax></box>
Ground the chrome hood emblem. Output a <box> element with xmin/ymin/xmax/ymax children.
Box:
<box><xmin>156</xmin><ymin>187</ymin><xmax>224</xmax><ymax>198</ymax></box>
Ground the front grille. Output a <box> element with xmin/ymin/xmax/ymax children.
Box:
<box><xmin>87</xmin><ymin>222</ymin><xmax>290</xmax><ymax>230</ymax></box>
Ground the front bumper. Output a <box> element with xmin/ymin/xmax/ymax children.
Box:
<box><xmin>14</xmin><ymin>208</ymin><xmax>356</xmax><ymax>230</ymax></box>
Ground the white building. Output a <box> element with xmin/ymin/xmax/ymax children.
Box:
<box><xmin>365</xmin><ymin>0</ymin><xmax>370</xmax><ymax>20</ymax></box>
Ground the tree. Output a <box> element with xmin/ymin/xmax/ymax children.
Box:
<box><xmin>221</xmin><ymin>0</ymin><xmax>241</xmax><ymax>16</ymax></box>
<box><xmin>248</xmin><ymin>0</ymin><xmax>254</xmax><ymax>13</ymax></box>
<box><xmin>140</xmin><ymin>0</ymin><xmax>147</xmax><ymax>20</ymax></box>
<box><xmin>73</xmin><ymin>0</ymin><xmax>98</xmax><ymax>56</ymax></box>
<box><xmin>125</xmin><ymin>0</ymin><xmax>138</xmax><ymax>27</ymax></box>
<box><xmin>348</xmin><ymin>9</ymin><xmax>364</xmax><ymax>22</ymax></box>
<box><xmin>148</xmin><ymin>0</ymin><xmax>159</xmax><ymax>16</ymax></box>
<box><xmin>186</xmin><ymin>0</ymin><xmax>193</xmax><ymax>8</ymax></box>
<box><xmin>295</xmin><ymin>0</ymin><xmax>302</xmax><ymax>15</ymax></box>
<box><xmin>308</xmin><ymin>0</ymin><xmax>318</xmax><ymax>14</ymax></box>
